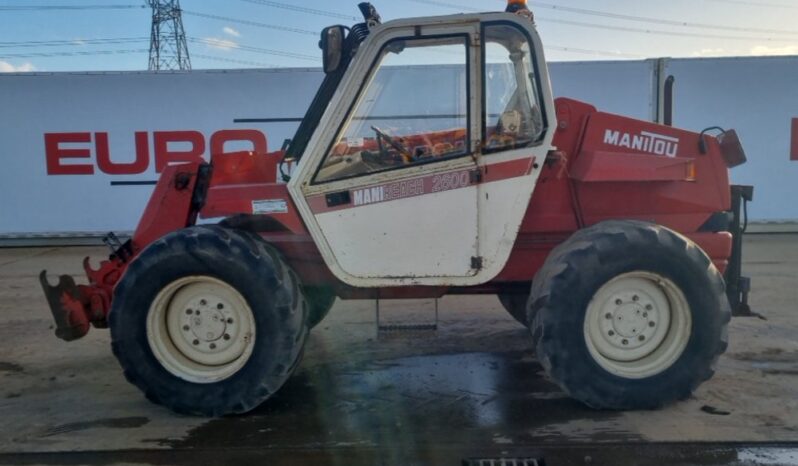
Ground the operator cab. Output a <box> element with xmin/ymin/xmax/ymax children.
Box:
<box><xmin>288</xmin><ymin>2</ymin><xmax>556</xmax><ymax>287</ymax></box>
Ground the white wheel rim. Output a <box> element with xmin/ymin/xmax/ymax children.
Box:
<box><xmin>584</xmin><ymin>271</ymin><xmax>692</xmax><ymax>379</ymax></box>
<box><xmin>146</xmin><ymin>276</ymin><xmax>256</xmax><ymax>384</ymax></box>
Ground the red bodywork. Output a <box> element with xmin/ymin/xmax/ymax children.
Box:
<box><xmin>41</xmin><ymin>98</ymin><xmax>737</xmax><ymax>339</ymax></box>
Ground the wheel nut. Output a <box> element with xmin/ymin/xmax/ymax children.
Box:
<box><xmin>217</xmin><ymin>303</ymin><xmax>224</xmax><ymax>310</ymax></box>
<box><xmin>210</xmin><ymin>343</ymin><xmax>217</xmax><ymax>350</ymax></box>
<box><xmin>632</xmin><ymin>295</ymin><xmax>639</xmax><ymax>302</ymax></box>
<box><xmin>622</xmin><ymin>339</ymin><xmax>629</xmax><ymax>345</ymax></box>
<box><xmin>227</xmin><ymin>318</ymin><xmax>234</xmax><ymax>324</ymax></box>
<box><xmin>192</xmin><ymin>339</ymin><xmax>199</xmax><ymax>345</ymax></box>
<box><xmin>200</xmin><ymin>299</ymin><xmax>207</xmax><ymax>306</ymax></box>
<box><xmin>643</xmin><ymin>312</ymin><xmax>648</xmax><ymax>318</ymax></box>
<box><xmin>608</xmin><ymin>330</ymin><xmax>615</xmax><ymax>336</ymax></box>
<box><xmin>615</xmin><ymin>299</ymin><xmax>622</xmax><ymax>305</ymax></box>
<box><xmin>183</xmin><ymin>325</ymin><xmax>190</xmax><ymax>331</ymax></box>
<box><xmin>646</xmin><ymin>304</ymin><xmax>653</xmax><ymax>311</ymax></box>
<box><xmin>224</xmin><ymin>334</ymin><xmax>231</xmax><ymax>341</ymax></box>
<box><xmin>639</xmin><ymin>335</ymin><xmax>646</xmax><ymax>342</ymax></box>
<box><xmin>605</xmin><ymin>313</ymin><xmax>612</xmax><ymax>320</ymax></box>
<box><xmin>186</xmin><ymin>309</ymin><xmax>192</xmax><ymax>315</ymax></box>
<box><xmin>649</xmin><ymin>321</ymin><xmax>656</xmax><ymax>327</ymax></box>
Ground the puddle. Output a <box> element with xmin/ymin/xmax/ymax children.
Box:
<box><xmin>167</xmin><ymin>351</ymin><xmax>635</xmax><ymax>451</ymax></box>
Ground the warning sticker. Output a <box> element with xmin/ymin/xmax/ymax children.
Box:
<box><xmin>252</xmin><ymin>199</ymin><xmax>288</xmax><ymax>215</ymax></box>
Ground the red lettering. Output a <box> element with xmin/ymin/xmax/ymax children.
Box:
<box><xmin>792</xmin><ymin>118</ymin><xmax>798</xmax><ymax>161</ymax></box>
<box><xmin>210</xmin><ymin>129</ymin><xmax>268</xmax><ymax>156</ymax></box>
<box><xmin>96</xmin><ymin>132</ymin><xmax>150</xmax><ymax>175</ymax></box>
<box><xmin>45</xmin><ymin>133</ymin><xmax>94</xmax><ymax>175</ymax></box>
<box><xmin>153</xmin><ymin>131</ymin><xmax>206</xmax><ymax>173</ymax></box>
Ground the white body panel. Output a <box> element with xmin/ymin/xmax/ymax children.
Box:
<box><xmin>316</xmin><ymin>186</ymin><xmax>478</xmax><ymax>279</ymax></box>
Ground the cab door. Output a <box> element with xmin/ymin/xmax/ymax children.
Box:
<box><xmin>290</xmin><ymin>22</ymin><xmax>482</xmax><ymax>286</ymax></box>
<box><xmin>289</xmin><ymin>15</ymin><xmax>556</xmax><ymax>288</ymax></box>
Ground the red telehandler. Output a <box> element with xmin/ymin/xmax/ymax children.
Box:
<box><xmin>41</xmin><ymin>1</ymin><xmax>754</xmax><ymax>416</ymax></box>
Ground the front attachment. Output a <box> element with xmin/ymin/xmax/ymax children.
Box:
<box><xmin>39</xmin><ymin>271</ymin><xmax>91</xmax><ymax>341</ymax></box>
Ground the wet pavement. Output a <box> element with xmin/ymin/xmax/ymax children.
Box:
<box><xmin>166</xmin><ymin>351</ymin><xmax>635</xmax><ymax>452</ymax></box>
<box><xmin>1</xmin><ymin>235</ymin><xmax>797</xmax><ymax>465</ymax></box>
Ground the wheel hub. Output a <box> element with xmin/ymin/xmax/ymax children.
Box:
<box><xmin>584</xmin><ymin>272</ymin><xmax>692</xmax><ymax>379</ymax></box>
<box><xmin>602</xmin><ymin>292</ymin><xmax>660</xmax><ymax>350</ymax></box>
<box><xmin>147</xmin><ymin>276</ymin><xmax>256</xmax><ymax>384</ymax></box>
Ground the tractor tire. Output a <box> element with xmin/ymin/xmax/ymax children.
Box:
<box><xmin>530</xmin><ymin>220</ymin><xmax>730</xmax><ymax>410</ymax></box>
<box><xmin>109</xmin><ymin>225</ymin><xmax>308</xmax><ymax>416</ymax></box>
<box><xmin>498</xmin><ymin>292</ymin><xmax>531</xmax><ymax>327</ymax></box>
<box><xmin>303</xmin><ymin>286</ymin><xmax>336</xmax><ymax>329</ymax></box>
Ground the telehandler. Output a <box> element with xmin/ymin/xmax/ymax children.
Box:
<box><xmin>41</xmin><ymin>1</ymin><xmax>754</xmax><ymax>416</ymax></box>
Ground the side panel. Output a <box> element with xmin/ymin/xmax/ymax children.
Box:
<box><xmin>575</xmin><ymin>112</ymin><xmax>730</xmax><ymax>232</ymax></box>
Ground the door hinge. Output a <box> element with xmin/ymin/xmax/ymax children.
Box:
<box><xmin>471</xmin><ymin>256</ymin><xmax>484</xmax><ymax>270</ymax></box>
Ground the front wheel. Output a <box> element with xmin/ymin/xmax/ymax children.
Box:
<box><xmin>109</xmin><ymin>226</ymin><xmax>308</xmax><ymax>416</ymax></box>
<box><xmin>530</xmin><ymin>220</ymin><xmax>730</xmax><ymax>410</ymax></box>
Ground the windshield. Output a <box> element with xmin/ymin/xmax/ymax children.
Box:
<box><xmin>315</xmin><ymin>36</ymin><xmax>470</xmax><ymax>183</ymax></box>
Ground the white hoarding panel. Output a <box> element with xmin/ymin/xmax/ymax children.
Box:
<box><xmin>2</xmin><ymin>56</ymin><xmax>796</xmax><ymax>237</ymax></box>
<box><xmin>665</xmin><ymin>56</ymin><xmax>798</xmax><ymax>222</ymax></box>
<box><xmin>0</xmin><ymin>69</ymin><xmax>322</xmax><ymax>235</ymax></box>
<box><xmin>549</xmin><ymin>60</ymin><xmax>656</xmax><ymax>121</ymax></box>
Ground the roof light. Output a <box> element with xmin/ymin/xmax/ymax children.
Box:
<box><xmin>506</xmin><ymin>0</ymin><xmax>533</xmax><ymax>20</ymax></box>
<box><xmin>506</xmin><ymin>0</ymin><xmax>528</xmax><ymax>12</ymax></box>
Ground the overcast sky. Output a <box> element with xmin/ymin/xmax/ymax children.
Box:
<box><xmin>1</xmin><ymin>0</ymin><xmax>797</xmax><ymax>72</ymax></box>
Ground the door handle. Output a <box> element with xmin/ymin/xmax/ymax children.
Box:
<box><xmin>326</xmin><ymin>191</ymin><xmax>351</xmax><ymax>207</ymax></box>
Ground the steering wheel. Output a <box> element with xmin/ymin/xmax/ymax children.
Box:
<box><xmin>371</xmin><ymin>125</ymin><xmax>414</xmax><ymax>162</ymax></box>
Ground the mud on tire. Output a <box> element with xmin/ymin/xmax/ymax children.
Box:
<box><xmin>530</xmin><ymin>220</ymin><xmax>730</xmax><ymax>410</ymax></box>
<box><xmin>109</xmin><ymin>226</ymin><xmax>308</xmax><ymax>416</ymax></box>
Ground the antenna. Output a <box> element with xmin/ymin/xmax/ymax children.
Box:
<box><xmin>147</xmin><ymin>0</ymin><xmax>191</xmax><ymax>71</ymax></box>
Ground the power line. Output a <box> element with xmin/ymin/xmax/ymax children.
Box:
<box><xmin>192</xmin><ymin>53</ymin><xmax>279</xmax><ymax>68</ymax></box>
<box><xmin>0</xmin><ymin>49</ymin><xmax>149</xmax><ymax>59</ymax></box>
<box><xmin>521</xmin><ymin>0</ymin><xmax>798</xmax><ymax>36</ymax></box>
<box><xmin>189</xmin><ymin>37</ymin><xmax>317</xmax><ymax>61</ymax></box>
<box><xmin>406</xmin><ymin>0</ymin><xmax>793</xmax><ymax>43</ymax></box>
<box><xmin>693</xmin><ymin>0</ymin><xmax>798</xmax><ymax>9</ymax></box>
<box><xmin>539</xmin><ymin>16</ymin><xmax>790</xmax><ymax>42</ymax></box>
<box><xmin>182</xmin><ymin>10</ymin><xmax>316</xmax><ymax>36</ymax></box>
<box><xmin>237</xmin><ymin>0</ymin><xmax>358</xmax><ymax>21</ymax></box>
<box><xmin>0</xmin><ymin>4</ymin><xmax>143</xmax><ymax>11</ymax></box>
<box><xmin>547</xmin><ymin>45</ymin><xmax>642</xmax><ymax>59</ymax></box>
<box><xmin>0</xmin><ymin>38</ymin><xmax>150</xmax><ymax>48</ymax></box>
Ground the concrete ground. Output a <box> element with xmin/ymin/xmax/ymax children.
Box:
<box><xmin>0</xmin><ymin>235</ymin><xmax>797</xmax><ymax>465</ymax></box>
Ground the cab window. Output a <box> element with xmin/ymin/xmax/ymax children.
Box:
<box><xmin>315</xmin><ymin>36</ymin><xmax>470</xmax><ymax>184</ymax></box>
<box><xmin>483</xmin><ymin>23</ymin><xmax>545</xmax><ymax>153</ymax></box>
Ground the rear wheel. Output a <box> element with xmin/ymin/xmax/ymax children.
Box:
<box><xmin>530</xmin><ymin>220</ymin><xmax>730</xmax><ymax>410</ymax></box>
<box><xmin>110</xmin><ymin>226</ymin><xmax>308</xmax><ymax>416</ymax></box>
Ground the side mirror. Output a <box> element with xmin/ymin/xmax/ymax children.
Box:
<box><xmin>718</xmin><ymin>130</ymin><xmax>747</xmax><ymax>168</ymax></box>
<box><xmin>320</xmin><ymin>26</ymin><xmax>346</xmax><ymax>74</ymax></box>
